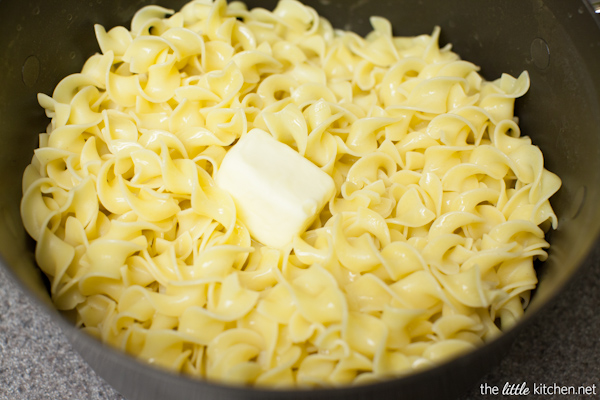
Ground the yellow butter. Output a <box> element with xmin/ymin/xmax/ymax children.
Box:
<box><xmin>215</xmin><ymin>128</ymin><xmax>335</xmax><ymax>248</ymax></box>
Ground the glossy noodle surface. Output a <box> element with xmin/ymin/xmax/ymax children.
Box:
<box><xmin>20</xmin><ymin>0</ymin><xmax>561</xmax><ymax>387</ymax></box>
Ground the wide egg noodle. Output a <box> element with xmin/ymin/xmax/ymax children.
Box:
<box><xmin>21</xmin><ymin>0</ymin><xmax>561</xmax><ymax>387</ymax></box>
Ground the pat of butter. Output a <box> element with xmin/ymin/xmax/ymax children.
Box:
<box><xmin>215</xmin><ymin>128</ymin><xmax>335</xmax><ymax>248</ymax></box>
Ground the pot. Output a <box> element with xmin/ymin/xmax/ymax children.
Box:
<box><xmin>1</xmin><ymin>0</ymin><xmax>599</xmax><ymax>399</ymax></box>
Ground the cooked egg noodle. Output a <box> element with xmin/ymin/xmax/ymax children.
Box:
<box><xmin>21</xmin><ymin>0</ymin><xmax>561</xmax><ymax>387</ymax></box>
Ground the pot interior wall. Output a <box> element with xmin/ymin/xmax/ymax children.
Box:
<box><xmin>0</xmin><ymin>1</ymin><xmax>599</xmax><ymax>399</ymax></box>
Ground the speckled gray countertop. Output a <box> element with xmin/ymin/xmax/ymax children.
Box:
<box><xmin>0</xmin><ymin>250</ymin><xmax>599</xmax><ymax>400</ymax></box>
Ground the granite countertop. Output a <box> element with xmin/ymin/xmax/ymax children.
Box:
<box><xmin>0</xmin><ymin>250</ymin><xmax>599</xmax><ymax>400</ymax></box>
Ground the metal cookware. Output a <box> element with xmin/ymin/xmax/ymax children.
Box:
<box><xmin>1</xmin><ymin>0</ymin><xmax>599</xmax><ymax>399</ymax></box>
